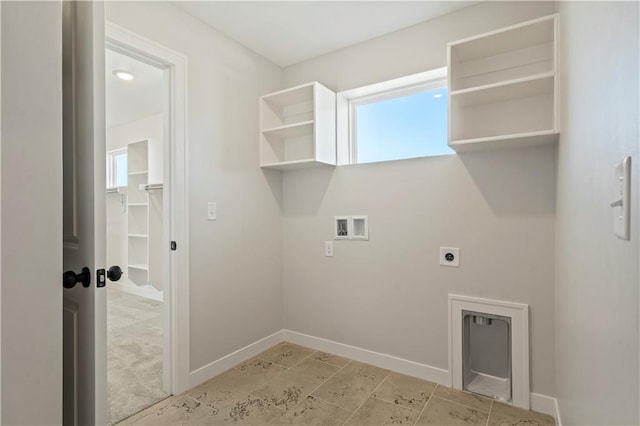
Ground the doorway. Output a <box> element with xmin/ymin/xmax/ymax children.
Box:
<box><xmin>102</xmin><ymin>21</ymin><xmax>190</xmax><ymax>424</ymax></box>
<box><xmin>105</xmin><ymin>46</ymin><xmax>168</xmax><ymax>424</ymax></box>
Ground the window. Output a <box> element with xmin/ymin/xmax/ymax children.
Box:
<box><xmin>107</xmin><ymin>148</ymin><xmax>127</xmax><ymax>188</ymax></box>
<box><xmin>337</xmin><ymin>68</ymin><xmax>452</xmax><ymax>165</ymax></box>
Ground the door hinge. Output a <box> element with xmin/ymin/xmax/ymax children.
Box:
<box><xmin>171</xmin><ymin>241</ymin><xmax>177</xmax><ymax>251</ymax></box>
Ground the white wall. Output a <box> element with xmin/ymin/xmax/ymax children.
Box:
<box><xmin>107</xmin><ymin>113</ymin><xmax>163</xmax><ymax>183</ymax></box>
<box><xmin>106</xmin><ymin>190</ymin><xmax>128</xmax><ymax>286</ymax></box>
<box><xmin>106</xmin><ymin>2</ymin><xmax>284</xmax><ymax>373</ymax></box>
<box><xmin>1</xmin><ymin>2</ymin><xmax>62</xmax><ymax>423</ymax></box>
<box><xmin>281</xmin><ymin>1</ymin><xmax>557</xmax><ymax>397</ymax></box>
<box><xmin>555</xmin><ymin>2</ymin><xmax>639</xmax><ymax>424</ymax></box>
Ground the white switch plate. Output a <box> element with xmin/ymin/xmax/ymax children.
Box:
<box><xmin>440</xmin><ymin>247</ymin><xmax>460</xmax><ymax>267</ymax></box>
<box><xmin>325</xmin><ymin>241</ymin><xmax>334</xmax><ymax>257</ymax></box>
<box><xmin>207</xmin><ymin>202</ymin><xmax>217</xmax><ymax>221</ymax></box>
<box><xmin>612</xmin><ymin>157</ymin><xmax>631</xmax><ymax>240</ymax></box>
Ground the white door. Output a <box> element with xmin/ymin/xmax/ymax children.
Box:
<box><xmin>62</xmin><ymin>1</ymin><xmax>109</xmax><ymax>425</ymax></box>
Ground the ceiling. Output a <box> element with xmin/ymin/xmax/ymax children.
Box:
<box><xmin>174</xmin><ymin>2</ymin><xmax>477</xmax><ymax>67</ymax></box>
<box><xmin>105</xmin><ymin>2</ymin><xmax>476</xmax><ymax>127</ymax></box>
<box><xmin>105</xmin><ymin>48</ymin><xmax>164</xmax><ymax>128</ymax></box>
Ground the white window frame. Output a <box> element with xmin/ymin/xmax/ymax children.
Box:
<box><xmin>106</xmin><ymin>147</ymin><xmax>127</xmax><ymax>189</ymax></box>
<box><xmin>336</xmin><ymin>67</ymin><xmax>448</xmax><ymax>165</ymax></box>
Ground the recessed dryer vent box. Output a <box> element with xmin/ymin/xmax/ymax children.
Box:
<box><xmin>334</xmin><ymin>216</ymin><xmax>368</xmax><ymax>240</ymax></box>
<box><xmin>351</xmin><ymin>216</ymin><xmax>368</xmax><ymax>240</ymax></box>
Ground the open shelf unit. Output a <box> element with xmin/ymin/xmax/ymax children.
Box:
<box><xmin>127</xmin><ymin>139</ymin><xmax>149</xmax><ymax>285</ymax></box>
<box><xmin>448</xmin><ymin>14</ymin><xmax>558</xmax><ymax>151</ymax></box>
<box><xmin>260</xmin><ymin>82</ymin><xmax>336</xmax><ymax>170</ymax></box>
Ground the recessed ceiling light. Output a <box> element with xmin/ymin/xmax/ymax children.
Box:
<box><xmin>433</xmin><ymin>93</ymin><xmax>443</xmax><ymax>98</ymax></box>
<box><xmin>113</xmin><ymin>70</ymin><xmax>134</xmax><ymax>81</ymax></box>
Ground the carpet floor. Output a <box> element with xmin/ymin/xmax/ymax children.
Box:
<box><xmin>107</xmin><ymin>286</ymin><xmax>170</xmax><ymax>425</ymax></box>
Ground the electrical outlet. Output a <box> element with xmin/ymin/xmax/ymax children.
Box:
<box><xmin>440</xmin><ymin>247</ymin><xmax>460</xmax><ymax>267</ymax></box>
<box><xmin>325</xmin><ymin>241</ymin><xmax>334</xmax><ymax>257</ymax></box>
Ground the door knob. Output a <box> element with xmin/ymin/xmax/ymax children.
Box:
<box><xmin>63</xmin><ymin>267</ymin><xmax>91</xmax><ymax>289</ymax></box>
<box><xmin>107</xmin><ymin>265</ymin><xmax>122</xmax><ymax>282</ymax></box>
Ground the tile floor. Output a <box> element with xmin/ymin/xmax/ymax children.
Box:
<box><xmin>117</xmin><ymin>342</ymin><xmax>555</xmax><ymax>425</ymax></box>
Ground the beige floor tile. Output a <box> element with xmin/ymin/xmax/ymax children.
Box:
<box><xmin>258</xmin><ymin>342</ymin><xmax>315</xmax><ymax>368</ymax></box>
<box><xmin>130</xmin><ymin>395</ymin><xmax>209</xmax><ymax>425</ymax></box>
<box><xmin>252</xmin><ymin>358</ymin><xmax>339</xmax><ymax>410</ymax></box>
<box><xmin>373</xmin><ymin>372</ymin><xmax>436</xmax><ymax>412</ymax></box>
<box><xmin>188</xmin><ymin>359</ymin><xmax>286</xmax><ymax>412</ymax></box>
<box><xmin>185</xmin><ymin>395</ymin><xmax>286</xmax><ymax>425</ymax></box>
<box><xmin>311</xmin><ymin>352</ymin><xmax>351</xmax><ymax>368</ymax></box>
<box><xmin>124</xmin><ymin>345</ymin><xmax>554</xmax><ymax>426</ymax></box>
<box><xmin>311</xmin><ymin>361</ymin><xmax>389</xmax><ymax>412</ymax></box>
<box><xmin>433</xmin><ymin>385</ymin><xmax>492</xmax><ymax>413</ymax></box>
<box><xmin>488</xmin><ymin>401</ymin><xmax>555</xmax><ymax>426</ymax></box>
<box><xmin>416</xmin><ymin>396</ymin><xmax>488</xmax><ymax>425</ymax></box>
<box><xmin>234</xmin><ymin>356</ymin><xmax>289</xmax><ymax>379</ymax></box>
<box><xmin>345</xmin><ymin>396</ymin><xmax>418</xmax><ymax>425</ymax></box>
<box><xmin>278</xmin><ymin>395</ymin><xmax>353</xmax><ymax>425</ymax></box>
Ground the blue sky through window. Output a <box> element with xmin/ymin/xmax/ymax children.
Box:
<box><xmin>114</xmin><ymin>152</ymin><xmax>128</xmax><ymax>187</ymax></box>
<box><xmin>355</xmin><ymin>86</ymin><xmax>451</xmax><ymax>164</ymax></box>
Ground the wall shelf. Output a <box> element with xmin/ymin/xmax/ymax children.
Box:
<box><xmin>260</xmin><ymin>82</ymin><xmax>336</xmax><ymax>170</ymax></box>
<box><xmin>450</xmin><ymin>72</ymin><xmax>554</xmax><ymax>106</ymax></box>
<box><xmin>262</xmin><ymin>120</ymin><xmax>314</xmax><ymax>139</ymax></box>
<box><xmin>260</xmin><ymin>159</ymin><xmax>336</xmax><ymax>171</ymax></box>
<box><xmin>448</xmin><ymin>14</ymin><xmax>558</xmax><ymax>151</ymax></box>
<box><xmin>127</xmin><ymin>139</ymin><xmax>150</xmax><ymax>285</ymax></box>
<box><xmin>449</xmin><ymin>130</ymin><xmax>558</xmax><ymax>152</ymax></box>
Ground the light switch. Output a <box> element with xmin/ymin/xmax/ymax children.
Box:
<box><xmin>612</xmin><ymin>157</ymin><xmax>631</xmax><ymax>240</ymax></box>
<box><xmin>207</xmin><ymin>202</ymin><xmax>217</xmax><ymax>221</ymax></box>
<box><xmin>325</xmin><ymin>241</ymin><xmax>334</xmax><ymax>257</ymax></box>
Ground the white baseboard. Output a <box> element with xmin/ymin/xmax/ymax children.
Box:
<box><xmin>111</xmin><ymin>280</ymin><xmax>163</xmax><ymax>302</ymax></box>
<box><xmin>188</xmin><ymin>330</ymin><xmax>285</xmax><ymax>390</ymax></box>
<box><xmin>282</xmin><ymin>329</ymin><xmax>451</xmax><ymax>386</ymax></box>
<box><xmin>185</xmin><ymin>328</ymin><xmax>561</xmax><ymax>425</ymax></box>
<box><xmin>530</xmin><ymin>393</ymin><xmax>561</xmax><ymax>424</ymax></box>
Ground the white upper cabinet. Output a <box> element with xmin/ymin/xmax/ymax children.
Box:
<box><xmin>448</xmin><ymin>14</ymin><xmax>558</xmax><ymax>152</ymax></box>
<box><xmin>260</xmin><ymin>82</ymin><xmax>336</xmax><ymax>170</ymax></box>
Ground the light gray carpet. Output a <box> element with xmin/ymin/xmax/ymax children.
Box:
<box><xmin>107</xmin><ymin>287</ymin><xmax>170</xmax><ymax>425</ymax></box>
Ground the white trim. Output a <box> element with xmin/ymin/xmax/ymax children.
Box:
<box><xmin>110</xmin><ymin>281</ymin><xmax>163</xmax><ymax>302</ymax></box>
<box><xmin>530</xmin><ymin>393</ymin><xmax>561</xmax><ymax>425</ymax></box>
<box><xmin>106</xmin><ymin>147</ymin><xmax>126</xmax><ymax>189</ymax></box>
<box><xmin>448</xmin><ymin>294</ymin><xmax>530</xmax><ymax>409</ymax></box>
<box><xmin>336</xmin><ymin>68</ymin><xmax>447</xmax><ymax>165</ymax></box>
<box><xmin>0</xmin><ymin>3</ymin><xmax>3</xmax><ymax>419</ymax></box>
<box><xmin>188</xmin><ymin>330</ymin><xmax>285</xmax><ymax>390</ymax></box>
<box><xmin>339</xmin><ymin>68</ymin><xmax>447</xmax><ymax>101</ymax></box>
<box><xmin>283</xmin><ymin>329</ymin><xmax>450</xmax><ymax>385</ymax></box>
<box><xmin>105</xmin><ymin>22</ymin><xmax>190</xmax><ymax>396</ymax></box>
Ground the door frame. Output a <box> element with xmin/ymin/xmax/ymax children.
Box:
<box><xmin>105</xmin><ymin>22</ymin><xmax>190</xmax><ymax>395</ymax></box>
